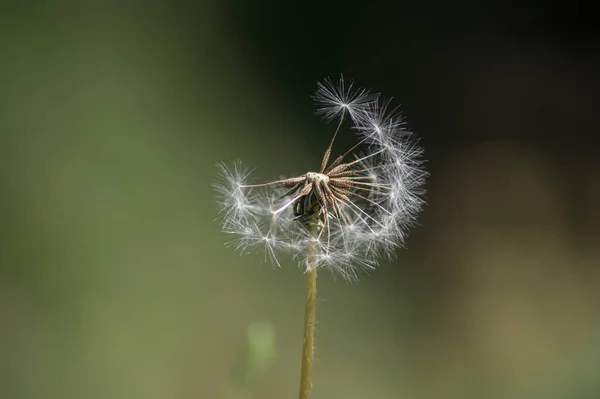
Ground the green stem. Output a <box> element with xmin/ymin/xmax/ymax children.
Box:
<box><xmin>299</xmin><ymin>228</ymin><xmax>318</xmax><ymax>399</ymax></box>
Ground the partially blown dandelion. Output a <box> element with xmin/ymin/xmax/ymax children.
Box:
<box><xmin>215</xmin><ymin>76</ymin><xmax>427</xmax><ymax>280</ymax></box>
<box><xmin>214</xmin><ymin>76</ymin><xmax>427</xmax><ymax>399</ymax></box>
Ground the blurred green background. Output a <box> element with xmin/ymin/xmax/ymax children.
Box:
<box><xmin>1</xmin><ymin>1</ymin><xmax>599</xmax><ymax>398</ymax></box>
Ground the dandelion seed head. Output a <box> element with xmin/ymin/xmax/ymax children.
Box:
<box><xmin>214</xmin><ymin>76</ymin><xmax>427</xmax><ymax>280</ymax></box>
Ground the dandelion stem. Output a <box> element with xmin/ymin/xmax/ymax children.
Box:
<box><xmin>299</xmin><ymin>224</ymin><xmax>318</xmax><ymax>399</ymax></box>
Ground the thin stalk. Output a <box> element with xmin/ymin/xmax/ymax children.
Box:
<box><xmin>299</xmin><ymin>224</ymin><xmax>318</xmax><ymax>399</ymax></box>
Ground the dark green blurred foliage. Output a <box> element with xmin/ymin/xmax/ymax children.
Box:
<box><xmin>1</xmin><ymin>1</ymin><xmax>599</xmax><ymax>399</ymax></box>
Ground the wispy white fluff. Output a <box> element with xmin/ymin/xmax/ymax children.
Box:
<box><xmin>214</xmin><ymin>76</ymin><xmax>428</xmax><ymax>281</ymax></box>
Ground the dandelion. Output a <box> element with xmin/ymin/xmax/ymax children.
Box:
<box><xmin>214</xmin><ymin>76</ymin><xmax>427</xmax><ymax>399</ymax></box>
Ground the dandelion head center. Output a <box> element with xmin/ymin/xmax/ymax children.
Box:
<box><xmin>305</xmin><ymin>172</ymin><xmax>329</xmax><ymax>184</ymax></box>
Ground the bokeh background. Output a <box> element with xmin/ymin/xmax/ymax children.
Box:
<box><xmin>1</xmin><ymin>1</ymin><xmax>599</xmax><ymax>398</ymax></box>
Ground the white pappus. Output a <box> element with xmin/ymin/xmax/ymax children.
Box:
<box><xmin>214</xmin><ymin>76</ymin><xmax>428</xmax><ymax>281</ymax></box>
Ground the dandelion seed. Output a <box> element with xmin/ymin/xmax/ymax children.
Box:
<box><xmin>214</xmin><ymin>76</ymin><xmax>428</xmax><ymax>281</ymax></box>
<box><xmin>312</xmin><ymin>75</ymin><xmax>377</xmax><ymax>121</ymax></box>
